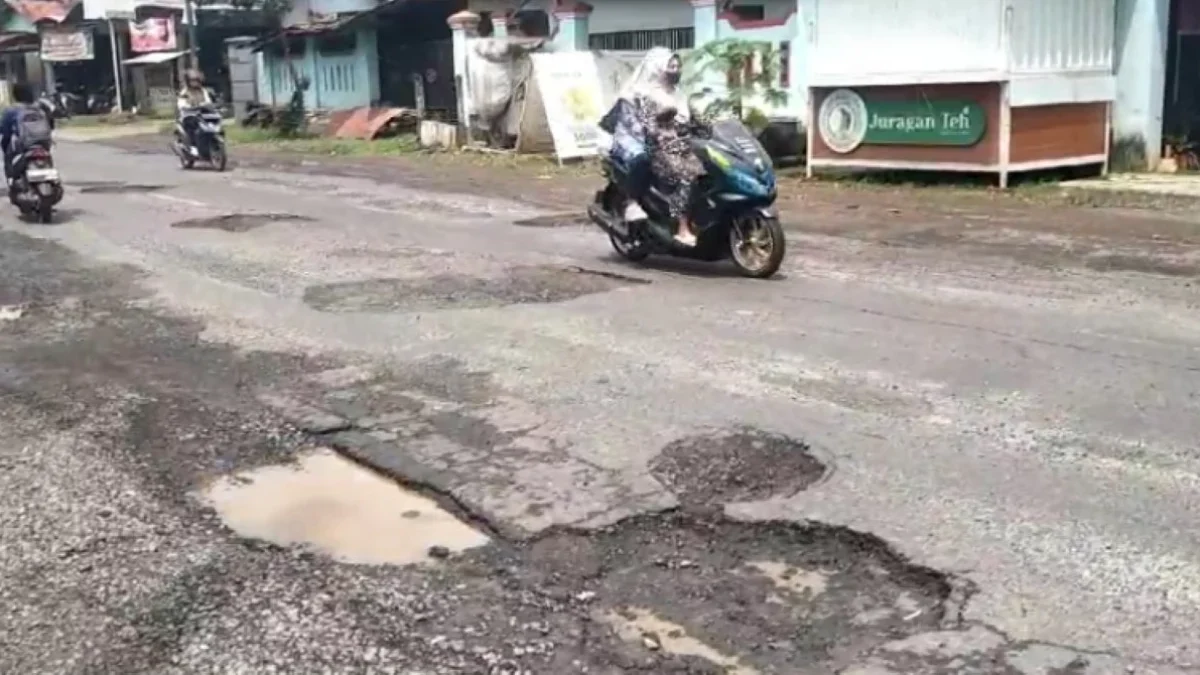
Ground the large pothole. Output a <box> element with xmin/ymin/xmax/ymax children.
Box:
<box><xmin>302</xmin><ymin>265</ymin><xmax>649</xmax><ymax>313</ymax></box>
<box><xmin>650</xmin><ymin>427</ymin><xmax>827</xmax><ymax>508</ymax></box>
<box><xmin>481</xmin><ymin>512</ymin><xmax>952</xmax><ymax>673</ymax></box>
<box><xmin>198</xmin><ymin>449</ymin><xmax>490</xmax><ymax>565</ymax></box>
<box><xmin>171</xmin><ymin>212</ymin><xmax>315</xmax><ymax>232</ymax></box>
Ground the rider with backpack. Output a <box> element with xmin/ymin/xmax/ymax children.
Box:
<box><xmin>0</xmin><ymin>83</ymin><xmax>55</xmax><ymax>193</ymax></box>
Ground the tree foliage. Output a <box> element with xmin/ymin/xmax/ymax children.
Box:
<box><xmin>685</xmin><ymin>38</ymin><xmax>788</xmax><ymax>132</ymax></box>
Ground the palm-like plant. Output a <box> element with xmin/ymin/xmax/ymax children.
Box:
<box><xmin>685</xmin><ymin>38</ymin><xmax>787</xmax><ymax>132</ymax></box>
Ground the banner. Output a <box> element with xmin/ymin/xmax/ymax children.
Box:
<box><xmin>130</xmin><ymin>18</ymin><xmax>177</xmax><ymax>53</ymax></box>
<box><xmin>40</xmin><ymin>27</ymin><xmax>94</xmax><ymax>62</ymax></box>
<box><xmin>529</xmin><ymin>51</ymin><xmax>604</xmax><ymax>160</ymax></box>
<box><xmin>6</xmin><ymin>0</ymin><xmax>79</xmax><ymax>23</ymax></box>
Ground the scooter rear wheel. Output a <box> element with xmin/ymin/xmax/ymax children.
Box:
<box><xmin>210</xmin><ymin>143</ymin><xmax>227</xmax><ymax>172</ymax></box>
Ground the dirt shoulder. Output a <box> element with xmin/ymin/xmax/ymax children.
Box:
<box><xmin>96</xmin><ymin>133</ymin><xmax>1200</xmax><ymax>278</ymax></box>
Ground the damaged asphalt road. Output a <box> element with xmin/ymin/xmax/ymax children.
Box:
<box><xmin>2</xmin><ymin>141</ymin><xmax>1199</xmax><ymax>673</ymax></box>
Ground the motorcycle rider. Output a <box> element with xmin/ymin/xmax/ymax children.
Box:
<box><xmin>624</xmin><ymin>48</ymin><xmax>702</xmax><ymax>246</ymax></box>
<box><xmin>0</xmin><ymin>83</ymin><xmax>55</xmax><ymax>193</ymax></box>
<box><xmin>177</xmin><ymin>69</ymin><xmax>212</xmax><ymax>156</ymax></box>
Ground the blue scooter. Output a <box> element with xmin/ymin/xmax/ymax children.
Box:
<box><xmin>587</xmin><ymin>109</ymin><xmax>786</xmax><ymax>279</ymax></box>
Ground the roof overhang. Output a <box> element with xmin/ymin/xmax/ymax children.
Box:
<box><xmin>121</xmin><ymin>48</ymin><xmax>186</xmax><ymax>65</ymax></box>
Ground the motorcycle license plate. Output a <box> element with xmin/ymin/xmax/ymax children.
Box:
<box><xmin>26</xmin><ymin>168</ymin><xmax>59</xmax><ymax>182</ymax></box>
<box><xmin>199</xmin><ymin>123</ymin><xmax>220</xmax><ymax>133</ymax></box>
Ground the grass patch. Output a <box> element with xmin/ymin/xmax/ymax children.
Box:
<box><xmin>224</xmin><ymin>126</ymin><xmax>421</xmax><ymax>156</ymax></box>
<box><xmin>437</xmin><ymin>146</ymin><xmax>599</xmax><ymax>178</ymax></box>
<box><xmin>61</xmin><ymin>113</ymin><xmax>151</xmax><ymax>127</ymax></box>
<box><xmin>222</xmin><ymin>125</ymin><xmax>596</xmax><ymax>176</ymax></box>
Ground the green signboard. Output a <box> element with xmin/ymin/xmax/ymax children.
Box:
<box><xmin>817</xmin><ymin>89</ymin><xmax>988</xmax><ymax>153</ymax></box>
<box><xmin>862</xmin><ymin>100</ymin><xmax>986</xmax><ymax>146</ymax></box>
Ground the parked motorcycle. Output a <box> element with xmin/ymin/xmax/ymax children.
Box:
<box><xmin>587</xmin><ymin>115</ymin><xmax>786</xmax><ymax>279</ymax></box>
<box><xmin>173</xmin><ymin>104</ymin><xmax>227</xmax><ymax>171</ymax></box>
<box><xmin>37</xmin><ymin>92</ymin><xmax>69</xmax><ymax>121</ymax></box>
<box><xmin>9</xmin><ymin>145</ymin><xmax>64</xmax><ymax>224</ymax></box>
<box><xmin>85</xmin><ymin>85</ymin><xmax>115</xmax><ymax>115</ymax></box>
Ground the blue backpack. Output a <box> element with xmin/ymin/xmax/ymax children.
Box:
<box><xmin>599</xmin><ymin>98</ymin><xmax>647</xmax><ymax>170</ymax></box>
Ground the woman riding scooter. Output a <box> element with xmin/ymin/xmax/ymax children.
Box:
<box><xmin>622</xmin><ymin>48</ymin><xmax>703</xmax><ymax>247</ymax></box>
<box><xmin>177</xmin><ymin>69</ymin><xmax>212</xmax><ymax>156</ymax></box>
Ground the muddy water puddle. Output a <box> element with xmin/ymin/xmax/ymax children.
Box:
<box><xmin>199</xmin><ymin>449</ymin><xmax>489</xmax><ymax>565</ymax></box>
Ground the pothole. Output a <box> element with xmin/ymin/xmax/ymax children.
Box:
<box><xmin>302</xmin><ymin>264</ymin><xmax>649</xmax><ymax>313</ymax></box>
<box><xmin>78</xmin><ymin>182</ymin><xmax>166</xmax><ymax>194</ymax></box>
<box><xmin>172</xmin><ymin>213</ymin><xmax>315</xmax><ymax>233</ymax></box>
<box><xmin>198</xmin><ymin>449</ymin><xmax>490</xmax><ymax>565</ymax></box>
<box><xmin>495</xmin><ymin>512</ymin><xmax>951</xmax><ymax>673</ymax></box>
<box><xmin>650</xmin><ymin>427</ymin><xmax>827</xmax><ymax>507</ymax></box>
<box><xmin>513</xmin><ymin>213</ymin><xmax>590</xmax><ymax>228</ymax></box>
<box><xmin>1084</xmin><ymin>252</ymin><xmax>1200</xmax><ymax>277</ymax></box>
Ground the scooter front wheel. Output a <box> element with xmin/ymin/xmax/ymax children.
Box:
<box><xmin>729</xmin><ymin>214</ymin><xmax>786</xmax><ymax>279</ymax></box>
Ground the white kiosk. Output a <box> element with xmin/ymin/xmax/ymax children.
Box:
<box><xmin>805</xmin><ymin>0</ymin><xmax>1116</xmax><ymax>186</ymax></box>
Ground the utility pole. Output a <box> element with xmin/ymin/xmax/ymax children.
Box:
<box><xmin>183</xmin><ymin>0</ymin><xmax>199</xmax><ymax>69</ymax></box>
<box><xmin>106</xmin><ymin>18</ymin><xmax>124</xmax><ymax>110</ymax></box>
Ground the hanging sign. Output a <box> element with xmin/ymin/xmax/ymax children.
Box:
<box><xmin>40</xmin><ymin>26</ymin><xmax>94</xmax><ymax>62</ymax></box>
<box><xmin>529</xmin><ymin>51</ymin><xmax>604</xmax><ymax>160</ymax></box>
<box><xmin>130</xmin><ymin>18</ymin><xmax>177</xmax><ymax>53</ymax></box>
<box><xmin>819</xmin><ymin>88</ymin><xmax>986</xmax><ymax>153</ymax></box>
<box><xmin>6</xmin><ymin>0</ymin><xmax>79</xmax><ymax>23</ymax></box>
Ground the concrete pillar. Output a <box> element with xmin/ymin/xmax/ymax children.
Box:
<box><xmin>304</xmin><ymin>36</ymin><xmax>319</xmax><ymax>109</ymax></box>
<box><xmin>361</xmin><ymin>28</ymin><xmax>380</xmax><ymax>104</ymax></box>
<box><xmin>447</xmin><ymin>10</ymin><xmax>480</xmax><ymax>129</ymax></box>
<box><xmin>1113</xmin><ymin>0</ymin><xmax>1170</xmax><ymax>169</ymax></box>
<box><xmin>552</xmin><ymin>1</ymin><xmax>592</xmax><ymax>51</ymax></box>
<box><xmin>43</xmin><ymin>60</ymin><xmax>56</xmax><ymax>95</ymax></box>
<box><xmin>691</xmin><ymin>0</ymin><xmax>719</xmax><ymax>46</ymax></box>
<box><xmin>689</xmin><ymin>0</ymin><xmax>723</xmax><ymax>112</ymax></box>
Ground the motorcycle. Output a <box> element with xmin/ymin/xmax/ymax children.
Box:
<box><xmin>86</xmin><ymin>85</ymin><xmax>115</xmax><ymax>115</ymax></box>
<box><xmin>37</xmin><ymin>92</ymin><xmax>69</xmax><ymax>121</ymax></box>
<box><xmin>9</xmin><ymin>145</ymin><xmax>64</xmax><ymax>224</ymax></box>
<box><xmin>587</xmin><ymin>115</ymin><xmax>786</xmax><ymax>279</ymax></box>
<box><xmin>173</xmin><ymin>104</ymin><xmax>227</xmax><ymax>171</ymax></box>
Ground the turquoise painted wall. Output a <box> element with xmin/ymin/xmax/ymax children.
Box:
<box><xmin>2</xmin><ymin>13</ymin><xmax>37</xmax><ymax>34</ymax></box>
<box><xmin>257</xmin><ymin>28</ymin><xmax>379</xmax><ymax>110</ymax></box>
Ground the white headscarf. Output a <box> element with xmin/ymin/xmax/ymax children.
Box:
<box><xmin>621</xmin><ymin>47</ymin><xmax>690</xmax><ymax>122</ymax></box>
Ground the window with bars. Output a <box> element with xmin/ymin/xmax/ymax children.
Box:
<box><xmin>588</xmin><ymin>27</ymin><xmax>694</xmax><ymax>52</ymax></box>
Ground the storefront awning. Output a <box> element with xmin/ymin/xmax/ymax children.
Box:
<box><xmin>122</xmin><ymin>49</ymin><xmax>186</xmax><ymax>65</ymax></box>
<box><xmin>0</xmin><ymin>33</ymin><xmax>39</xmax><ymax>54</ymax></box>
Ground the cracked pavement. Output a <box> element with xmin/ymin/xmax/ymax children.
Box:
<box><xmin>1</xmin><ymin>139</ymin><xmax>1197</xmax><ymax>673</ymax></box>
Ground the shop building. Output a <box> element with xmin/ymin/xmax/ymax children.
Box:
<box><xmin>805</xmin><ymin>0</ymin><xmax>1115</xmax><ymax>185</ymax></box>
